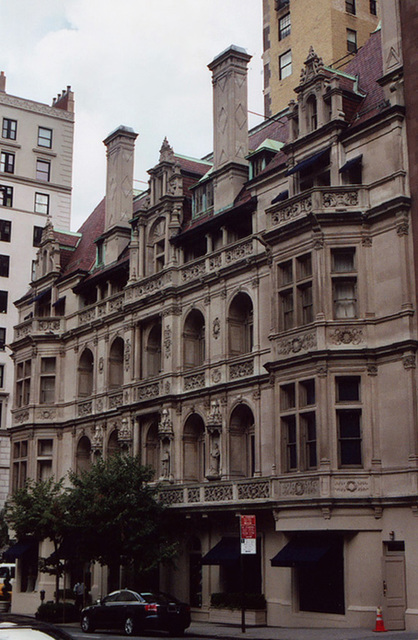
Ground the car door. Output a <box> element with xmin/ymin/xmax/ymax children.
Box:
<box><xmin>95</xmin><ymin>592</ymin><xmax>120</xmax><ymax>629</ymax></box>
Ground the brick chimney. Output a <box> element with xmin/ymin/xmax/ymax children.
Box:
<box><xmin>208</xmin><ymin>45</ymin><xmax>251</xmax><ymax>213</ymax></box>
<box><xmin>102</xmin><ymin>125</ymin><xmax>138</xmax><ymax>265</ymax></box>
<box><xmin>0</xmin><ymin>72</ymin><xmax>6</xmax><ymax>93</ymax></box>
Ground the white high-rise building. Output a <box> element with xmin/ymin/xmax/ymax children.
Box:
<box><xmin>0</xmin><ymin>72</ymin><xmax>74</xmax><ymax>505</ymax></box>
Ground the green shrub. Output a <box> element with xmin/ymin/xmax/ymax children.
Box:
<box><xmin>36</xmin><ymin>602</ymin><xmax>79</xmax><ymax>623</ymax></box>
<box><xmin>210</xmin><ymin>592</ymin><xmax>266</xmax><ymax>610</ymax></box>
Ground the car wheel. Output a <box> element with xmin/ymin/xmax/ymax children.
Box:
<box><xmin>124</xmin><ymin>616</ymin><xmax>137</xmax><ymax>636</ymax></box>
<box><xmin>80</xmin><ymin>614</ymin><xmax>95</xmax><ymax>633</ymax></box>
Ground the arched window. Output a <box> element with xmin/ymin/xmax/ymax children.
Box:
<box><xmin>183</xmin><ymin>310</ymin><xmax>205</xmax><ymax>369</ymax></box>
<box><xmin>307</xmin><ymin>95</ymin><xmax>317</xmax><ymax>131</ymax></box>
<box><xmin>228</xmin><ymin>293</ymin><xmax>253</xmax><ymax>356</ymax></box>
<box><xmin>147</xmin><ymin>217</ymin><xmax>166</xmax><ymax>274</ymax></box>
<box><xmin>229</xmin><ymin>404</ymin><xmax>255</xmax><ymax>478</ymax></box>
<box><xmin>107</xmin><ymin>429</ymin><xmax>120</xmax><ymax>458</ymax></box>
<box><xmin>78</xmin><ymin>348</ymin><xmax>94</xmax><ymax>397</ymax></box>
<box><xmin>183</xmin><ymin>414</ymin><xmax>205</xmax><ymax>482</ymax></box>
<box><xmin>109</xmin><ymin>337</ymin><xmax>124</xmax><ymax>389</ymax></box>
<box><xmin>145</xmin><ymin>422</ymin><xmax>159</xmax><ymax>475</ymax></box>
<box><xmin>146</xmin><ymin>321</ymin><xmax>162</xmax><ymax>377</ymax></box>
<box><xmin>76</xmin><ymin>436</ymin><xmax>91</xmax><ymax>474</ymax></box>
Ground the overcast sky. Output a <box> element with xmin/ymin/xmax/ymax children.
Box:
<box><xmin>0</xmin><ymin>0</ymin><xmax>264</xmax><ymax>231</ymax></box>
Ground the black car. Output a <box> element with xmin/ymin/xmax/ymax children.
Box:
<box><xmin>80</xmin><ymin>589</ymin><xmax>191</xmax><ymax>636</ymax></box>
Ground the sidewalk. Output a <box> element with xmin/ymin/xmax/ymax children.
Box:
<box><xmin>186</xmin><ymin>621</ymin><xmax>418</xmax><ymax>640</ymax></box>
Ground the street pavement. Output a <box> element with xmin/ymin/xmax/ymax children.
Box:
<box><xmin>185</xmin><ymin>621</ymin><xmax>418</xmax><ymax>640</ymax></box>
<box><xmin>62</xmin><ymin>621</ymin><xmax>418</xmax><ymax>640</ymax></box>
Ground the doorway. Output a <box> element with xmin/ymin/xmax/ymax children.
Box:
<box><xmin>383</xmin><ymin>541</ymin><xmax>406</xmax><ymax>631</ymax></box>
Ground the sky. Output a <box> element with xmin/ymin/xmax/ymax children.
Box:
<box><xmin>0</xmin><ymin>0</ymin><xmax>264</xmax><ymax>231</ymax></box>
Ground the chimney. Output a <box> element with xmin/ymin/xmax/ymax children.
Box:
<box><xmin>378</xmin><ymin>0</ymin><xmax>404</xmax><ymax>105</ymax></box>
<box><xmin>0</xmin><ymin>72</ymin><xmax>6</xmax><ymax>93</ymax></box>
<box><xmin>102</xmin><ymin>125</ymin><xmax>138</xmax><ymax>265</ymax></box>
<box><xmin>208</xmin><ymin>45</ymin><xmax>251</xmax><ymax>213</ymax></box>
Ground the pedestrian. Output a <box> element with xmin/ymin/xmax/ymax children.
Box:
<box><xmin>74</xmin><ymin>581</ymin><xmax>85</xmax><ymax>610</ymax></box>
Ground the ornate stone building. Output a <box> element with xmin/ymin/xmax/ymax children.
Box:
<box><xmin>8</xmin><ymin>0</ymin><xmax>418</xmax><ymax>630</ymax></box>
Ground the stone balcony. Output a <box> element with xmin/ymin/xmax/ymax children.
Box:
<box><xmin>14</xmin><ymin>317</ymin><xmax>65</xmax><ymax>341</ymax></box>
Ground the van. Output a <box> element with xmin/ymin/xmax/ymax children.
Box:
<box><xmin>0</xmin><ymin>563</ymin><xmax>16</xmax><ymax>594</ymax></box>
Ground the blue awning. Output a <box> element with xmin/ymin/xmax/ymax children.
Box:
<box><xmin>271</xmin><ymin>539</ymin><xmax>331</xmax><ymax>567</ymax></box>
<box><xmin>287</xmin><ymin>148</ymin><xmax>330</xmax><ymax>175</ymax></box>
<box><xmin>52</xmin><ymin>296</ymin><xmax>66</xmax><ymax>307</ymax></box>
<box><xmin>271</xmin><ymin>190</ymin><xmax>289</xmax><ymax>204</ymax></box>
<box><xmin>3</xmin><ymin>541</ymin><xmax>37</xmax><ymax>561</ymax></box>
<box><xmin>339</xmin><ymin>155</ymin><xmax>362</xmax><ymax>173</ymax></box>
<box><xmin>33</xmin><ymin>288</ymin><xmax>51</xmax><ymax>302</ymax></box>
<box><xmin>201</xmin><ymin>537</ymin><xmax>241</xmax><ymax>565</ymax></box>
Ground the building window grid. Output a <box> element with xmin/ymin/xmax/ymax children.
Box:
<box><xmin>281</xmin><ymin>379</ymin><xmax>317</xmax><ymax>472</ymax></box>
<box><xmin>12</xmin><ymin>440</ymin><xmax>28</xmax><ymax>491</ymax></box>
<box><xmin>279</xmin><ymin>50</ymin><xmax>292</xmax><ymax>79</ymax></box>
<box><xmin>34</xmin><ymin>193</ymin><xmax>49</xmax><ymax>215</ymax></box>
<box><xmin>279</xmin><ymin>253</ymin><xmax>313</xmax><ymax>330</ymax></box>
<box><xmin>0</xmin><ymin>220</ymin><xmax>11</xmax><ymax>242</ymax></box>
<box><xmin>2</xmin><ymin>118</ymin><xmax>17</xmax><ymax>141</ymax></box>
<box><xmin>16</xmin><ymin>359</ymin><xmax>31</xmax><ymax>407</ymax></box>
<box><xmin>347</xmin><ymin>29</ymin><xmax>358</xmax><ymax>54</ymax></box>
<box><xmin>36</xmin><ymin>159</ymin><xmax>51</xmax><ymax>182</ymax></box>
<box><xmin>279</xmin><ymin>13</ymin><xmax>291</xmax><ymax>40</ymax></box>
<box><xmin>332</xmin><ymin>248</ymin><xmax>357</xmax><ymax>319</ymax></box>
<box><xmin>40</xmin><ymin>357</ymin><xmax>56</xmax><ymax>404</ymax></box>
<box><xmin>37</xmin><ymin>127</ymin><xmax>53</xmax><ymax>149</ymax></box>
<box><xmin>336</xmin><ymin>376</ymin><xmax>362</xmax><ymax>467</ymax></box>
<box><xmin>0</xmin><ymin>185</ymin><xmax>13</xmax><ymax>208</ymax></box>
<box><xmin>0</xmin><ymin>151</ymin><xmax>15</xmax><ymax>174</ymax></box>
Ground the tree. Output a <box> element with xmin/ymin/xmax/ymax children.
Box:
<box><xmin>67</xmin><ymin>454</ymin><xmax>178</xmax><ymax>588</ymax></box>
<box><xmin>5</xmin><ymin>477</ymin><xmax>69</xmax><ymax>603</ymax></box>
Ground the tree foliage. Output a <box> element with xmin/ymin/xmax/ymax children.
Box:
<box><xmin>5</xmin><ymin>477</ymin><xmax>69</xmax><ymax>603</ymax></box>
<box><xmin>67</xmin><ymin>454</ymin><xmax>178</xmax><ymax>575</ymax></box>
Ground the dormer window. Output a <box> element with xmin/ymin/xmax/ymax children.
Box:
<box><xmin>192</xmin><ymin>180</ymin><xmax>213</xmax><ymax>218</ymax></box>
<box><xmin>96</xmin><ymin>240</ymin><xmax>104</xmax><ymax>266</ymax></box>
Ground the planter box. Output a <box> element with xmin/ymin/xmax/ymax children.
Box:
<box><xmin>209</xmin><ymin>608</ymin><xmax>267</xmax><ymax>626</ymax></box>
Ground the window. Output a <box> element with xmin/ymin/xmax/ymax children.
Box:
<box><xmin>278</xmin><ymin>253</ymin><xmax>313</xmax><ymax>330</ymax></box>
<box><xmin>184</xmin><ymin>310</ymin><xmax>205</xmax><ymax>368</ymax></box>
<box><xmin>33</xmin><ymin>225</ymin><xmax>43</xmax><ymax>247</ymax></box>
<box><xmin>336</xmin><ymin>376</ymin><xmax>362</xmax><ymax>467</ymax></box>
<box><xmin>0</xmin><ymin>255</ymin><xmax>9</xmax><ymax>277</ymax></box>
<box><xmin>2</xmin><ymin>118</ymin><xmax>17</xmax><ymax>140</ymax></box>
<box><xmin>37</xmin><ymin>127</ymin><xmax>52</xmax><ymax>149</ymax></box>
<box><xmin>299</xmin><ymin>150</ymin><xmax>331</xmax><ymax>191</ymax></box>
<box><xmin>34</xmin><ymin>193</ymin><xmax>49</xmax><ymax>215</ymax></box>
<box><xmin>37</xmin><ymin>438</ymin><xmax>53</xmax><ymax>480</ymax></box>
<box><xmin>36</xmin><ymin>159</ymin><xmax>50</xmax><ymax>182</ymax></box>
<box><xmin>193</xmin><ymin>181</ymin><xmax>214</xmax><ymax>217</ymax></box>
<box><xmin>370</xmin><ymin>0</ymin><xmax>377</xmax><ymax>15</ymax></box>
<box><xmin>279</xmin><ymin>50</ymin><xmax>292</xmax><ymax>79</ymax></box>
<box><xmin>332</xmin><ymin>248</ymin><xmax>357</xmax><ymax>318</ymax></box>
<box><xmin>347</xmin><ymin>29</ymin><xmax>357</xmax><ymax>53</ymax></box>
<box><xmin>0</xmin><ymin>364</ymin><xmax>4</xmax><ymax>387</ymax></box>
<box><xmin>12</xmin><ymin>440</ymin><xmax>28</xmax><ymax>491</ymax></box>
<box><xmin>279</xmin><ymin>13</ymin><xmax>291</xmax><ymax>40</ymax></box>
<box><xmin>0</xmin><ymin>152</ymin><xmax>15</xmax><ymax>174</ymax></box>
<box><xmin>109</xmin><ymin>338</ymin><xmax>124</xmax><ymax>389</ymax></box>
<box><xmin>0</xmin><ymin>327</ymin><xmax>5</xmax><ymax>350</ymax></box>
<box><xmin>275</xmin><ymin>0</ymin><xmax>289</xmax><ymax>9</ymax></box>
<box><xmin>78</xmin><ymin>349</ymin><xmax>94</xmax><ymax>397</ymax></box>
<box><xmin>0</xmin><ymin>290</ymin><xmax>7</xmax><ymax>313</ymax></box>
<box><xmin>0</xmin><ymin>185</ymin><xmax>13</xmax><ymax>207</ymax></box>
<box><xmin>16</xmin><ymin>359</ymin><xmax>31</xmax><ymax>407</ymax></box>
<box><xmin>306</xmin><ymin>95</ymin><xmax>317</xmax><ymax>132</ymax></box>
<box><xmin>346</xmin><ymin>0</ymin><xmax>356</xmax><ymax>14</ymax></box>
<box><xmin>281</xmin><ymin>379</ymin><xmax>317</xmax><ymax>472</ymax></box>
<box><xmin>40</xmin><ymin>357</ymin><xmax>56</xmax><ymax>404</ymax></box>
<box><xmin>0</xmin><ymin>220</ymin><xmax>11</xmax><ymax>242</ymax></box>
<box><xmin>228</xmin><ymin>293</ymin><xmax>253</xmax><ymax>356</ymax></box>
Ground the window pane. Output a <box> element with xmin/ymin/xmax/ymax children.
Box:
<box><xmin>279</xmin><ymin>13</ymin><xmax>291</xmax><ymax>39</ymax></box>
<box><xmin>334</xmin><ymin>281</ymin><xmax>356</xmax><ymax>318</ymax></box>
<box><xmin>35</xmin><ymin>193</ymin><xmax>49</xmax><ymax>215</ymax></box>
<box><xmin>279</xmin><ymin>50</ymin><xmax>292</xmax><ymax>79</ymax></box>
<box><xmin>0</xmin><ymin>220</ymin><xmax>11</xmax><ymax>242</ymax></box>
<box><xmin>337</xmin><ymin>377</ymin><xmax>360</xmax><ymax>402</ymax></box>
<box><xmin>36</xmin><ymin>160</ymin><xmax>50</xmax><ymax>182</ymax></box>
<box><xmin>38</xmin><ymin>127</ymin><xmax>53</xmax><ymax>148</ymax></box>
<box><xmin>332</xmin><ymin>249</ymin><xmax>355</xmax><ymax>272</ymax></box>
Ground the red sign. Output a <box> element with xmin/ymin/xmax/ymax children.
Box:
<box><xmin>240</xmin><ymin>515</ymin><xmax>256</xmax><ymax>554</ymax></box>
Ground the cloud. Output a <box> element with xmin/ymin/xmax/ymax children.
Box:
<box><xmin>0</xmin><ymin>0</ymin><xmax>263</xmax><ymax>229</ymax></box>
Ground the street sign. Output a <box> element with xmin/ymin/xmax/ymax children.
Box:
<box><xmin>240</xmin><ymin>514</ymin><xmax>256</xmax><ymax>554</ymax></box>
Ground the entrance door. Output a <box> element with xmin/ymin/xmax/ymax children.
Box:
<box><xmin>383</xmin><ymin>543</ymin><xmax>406</xmax><ymax>631</ymax></box>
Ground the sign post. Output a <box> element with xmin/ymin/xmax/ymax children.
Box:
<box><xmin>240</xmin><ymin>515</ymin><xmax>256</xmax><ymax>633</ymax></box>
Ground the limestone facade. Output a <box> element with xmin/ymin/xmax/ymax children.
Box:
<box><xmin>7</xmin><ymin>3</ymin><xmax>418</xmax><ymax>631</ymax></box>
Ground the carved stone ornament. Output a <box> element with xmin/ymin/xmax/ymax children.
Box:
<box><xmin>99</xmin><ymin>357</ymin><xmax>104</xmax><ymax>374</ymax></box>
<box><xmin>159</xmin><ymin>137</ymin><xmax>174</xmax><ymax>163</ymax></box>
<box><xmin>330</xmin><ymin>327</ymin><xmax>363</xmax><ymax>345</ymax></box>
<box><xmin>164</xmin><ymin>326</ymin><xmax>172</xmax><ymax>359</ymax></box>
<box><xmin>124</xmin><ymin>338</ymin><xmax>131</xmax><ymax>371</ymax></box>
<box><xmin>299</xmin><ymin>46</ymin><xmax>325</xmax><ymax>85</ymax></box>
<box><xmin>158</xmin><ymin>408</ymin><xmax>174</xmax><ymax>439</ymax></box>
<box><xmin>212</xmin><ymin>369</ymin><xmax>222</xmax><ymax>384</ymax></box>
<box><xmin>279</xmin><ymin>332</ymin><xmax>316</xmax><ymax>355</ymax></box>
<box><xmin>92</xmin><ymin>424</ymin><xmax>104</xmax><ymax>450</ymax></box>
<box><xmin>207</xmin><ymin>399</ymin><xmax>222</xmax><ymax>433</ymax></box>
<box><xmin>118</xmin><ymin>418</ymin><xmax>132</xmax><ymax>443</ymax></box>
<box><xmin>322</xmin><ymin>190</ymin><xmax>358</xmax><ymax>208</ymax></box>
<box><xmin>403</xmin><ymin>354</ymin><xmax>416</xmax><ymax>370</ymax></box>
<box><xmin>213</xmin><ymin>317</ymin><xmax>221</xmax><ymax>339</ymax></box>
